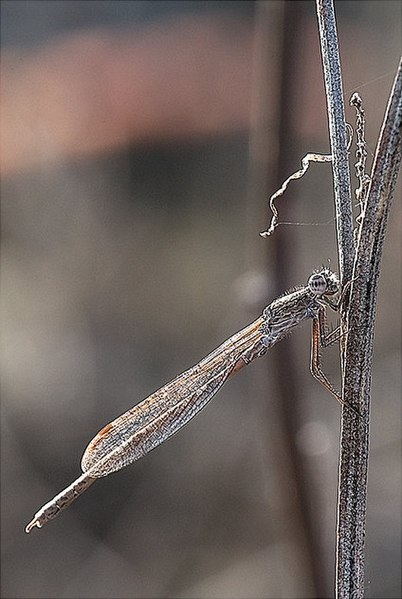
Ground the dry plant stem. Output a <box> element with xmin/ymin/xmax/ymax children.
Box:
<box><xmin>316</xmin><ymin>0</ymin><xmax>354</xmax><ymax>284</ymax></box>
<box><xmin>316</xmin><ymin>0</ymin><xmax>368</xmax><ymax>598</ymax></box>
<box><xmin>336</xmin><ymin>59</ymin><xmax>402</xmax><ymax>599</ymax></box>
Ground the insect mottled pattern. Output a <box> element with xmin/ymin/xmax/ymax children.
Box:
<box><xmin>26</xmin><ymin>268</ymin><xmax>344</xmax><ymax>533</ymax></box>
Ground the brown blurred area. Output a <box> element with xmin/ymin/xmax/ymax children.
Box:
<box><xmin>1</xmin><ymin>14</ymin><xmax>254</xmax><ymax>176</ymax></box>
<box><xmin>1</xmin><ymin>2</ymin><xmax>401</xmax><ymax>598</ymax></box>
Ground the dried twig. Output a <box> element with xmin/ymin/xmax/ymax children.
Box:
<box><xmin>337</xmin><ymin>59</ymin><xmax>402</xmax><ymax>599</ymax></box>
<box><xmin>316</xmin><ymin>1</ymin><xmax>402</xmax><ymax>597</ymax></box>
<box><xmin>260</xmin><ymin>151</ymin><xmax>333</xmax><ymax>237</ymax></box>
<box><xmin>316</xmin><ymin>0</ymin><xmax>355</xmax><ymax>286</ymax></box>
<box><xmin>350</xmin><ymin>92</ymin><xmax>371</xmax><ymax>226</ymax></box>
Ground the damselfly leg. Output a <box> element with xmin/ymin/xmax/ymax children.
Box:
<box><xmin>310</xmin><ymin>307</ymin><xmax>360</xmax><ymax>417</ymax></box>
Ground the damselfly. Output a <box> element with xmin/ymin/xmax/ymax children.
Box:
<box><xmin>25</xmin><ymin>267</ymin><xmax>346</xmax><ymax>533</ymax></box>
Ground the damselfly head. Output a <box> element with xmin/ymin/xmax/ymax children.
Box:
<box><xmin>308</xmin><ymin>269</ymin><xmax>339</xmax><ymax>296</ymax></box>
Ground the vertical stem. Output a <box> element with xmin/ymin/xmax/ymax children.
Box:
<box><xmin>314</xmin><ymin>4</ymin><xmax>356</xmax><ymax>591</ymax></box>
<box><xmin>316</xmin><ymin>0</ymin><xmax>354</xmax><ymax>285</ymax></box>
<box><xmin>336</xmin><ymin>60</ymin><xmax>402</xmax><ymax>599</ymax></box>
<box><xmin>315</xmin><ymin>3</ymin><xmax>401</xmax><ymax>598</ymax></box>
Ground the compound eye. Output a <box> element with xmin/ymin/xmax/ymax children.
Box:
<box><xmin>308</xmin><ymin>273</ymin><xmax>327</xmax><ymax>295</ymax></box>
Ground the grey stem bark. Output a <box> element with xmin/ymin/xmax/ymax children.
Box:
<box><xmin>316</xmin><ymin>0</ymin><xmax>402</xmax><ymax>599</ymax></box>
<box><xmin>336</xmin><ymin>60</ymin><xmax>402</xmax><ymax>598</ymax></box>
<box><xmin>316</xmin><ymin>1</ymin><xmax>402</xmax><ymax>597</ymax></box>
<box><xmin>316</xmin><ymin>0</ymin><xmax>354</xmax><ymax>285</ymax></box>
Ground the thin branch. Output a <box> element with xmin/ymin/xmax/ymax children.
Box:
<box><xmin>260</xmin><ymin>151</ymin><xmax>333</xmax><ymax>237</ymax></box>
<box><xmin>316</xmin><ymin>1</ymin><xmax>402</xmax><ymax>597</ymax></box>
<box><xmin>316</xmin><ymin>0</ymin><xmax>354</xmax><ymax>285</ymax></box>
<box><xmin>336</xmin><ymin>59</ymin><xmax>402</xmax><ymax>599</ymax></box>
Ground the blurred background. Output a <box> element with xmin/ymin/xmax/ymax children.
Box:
<box><xmin>1</xmin><ymin>1</ymin><xmax>400</xmax><ymax>597</ymax></box>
